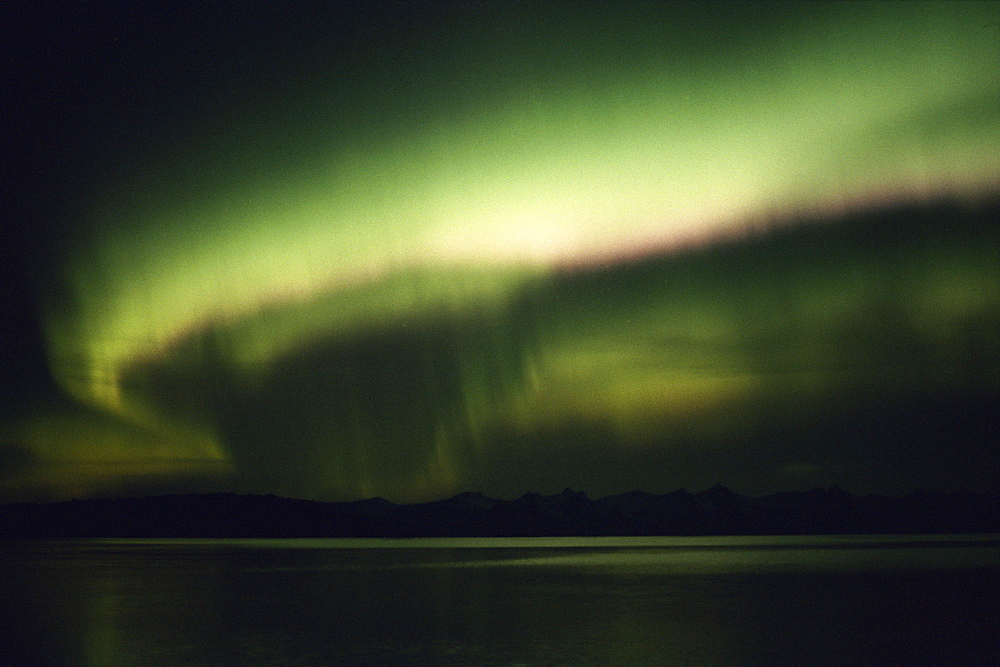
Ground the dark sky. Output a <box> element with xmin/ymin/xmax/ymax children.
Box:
<box><xmin>2</xmin><ymin>1</ymin><xmax>998</xmax><ymax>502</ymax></box>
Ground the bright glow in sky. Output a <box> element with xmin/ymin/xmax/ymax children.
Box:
<box><xmin>6</xmin><ymin>1</ymin><xmax>999</xmax><ymax>501</ymax></box>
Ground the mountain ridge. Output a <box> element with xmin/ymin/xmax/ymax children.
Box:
<box><xmin>1</xmin><ymin>486</ymin><xmax>997</xmax><ymax>538</ymax></box>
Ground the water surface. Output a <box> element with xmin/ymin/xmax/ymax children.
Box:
<box><xmin>2</xmin><ymin>535</ymin><xmax>997</xmax><ymax>664</ymax></box>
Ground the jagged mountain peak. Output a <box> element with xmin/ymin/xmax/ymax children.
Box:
<box><xmin>699</xmin><ymin>483</ymin><xmax>739</xmax><ymax>498</ymax></box>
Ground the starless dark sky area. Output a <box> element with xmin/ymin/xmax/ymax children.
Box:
<box><xmin>1</xmin><ymin>1</ymin><xmax>998</xmax><ymax>502</ymax></box>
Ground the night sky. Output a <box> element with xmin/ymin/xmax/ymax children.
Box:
<box><xmin>2</xmin><ymin>1</ymin><xmax>998</xmax><ymax>502</ymax></box>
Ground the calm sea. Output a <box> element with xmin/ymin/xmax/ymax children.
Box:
<box><xmin>1</xmin><ymin>535</ymin><xmax>997</xmax><ymax>665</ymax></box>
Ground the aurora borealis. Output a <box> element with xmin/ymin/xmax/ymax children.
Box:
<box><xmin>2</xmin><ymin>1</ymin><xmax>998</xmax><ymax>502</ymax></box>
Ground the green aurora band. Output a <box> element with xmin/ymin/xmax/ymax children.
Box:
<box><xmin>7</xmin><ymin>1</ymin><xmax>999</xmax><ymax>501</ymax></box>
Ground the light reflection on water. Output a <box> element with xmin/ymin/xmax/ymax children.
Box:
<box><xmin>1</xmin><ymin>535</ymin><xmax>997</xmax><ymax>665</ymax></box>
<box><xmin>81</xmin><ymin>533</ymin><xmax>1000</xmax><ymax>548</ymax></box>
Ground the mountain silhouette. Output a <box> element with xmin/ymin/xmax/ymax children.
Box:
<box><xmin>1</xmin><ymin>486</ymin><xmax>996</xmax><ymax>538</ymax></box>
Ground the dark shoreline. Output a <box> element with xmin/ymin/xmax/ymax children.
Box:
<box><xmin>2</xmin><ymin>485</ymin><xmax>997</xmax><ymax>539</ymax></box>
